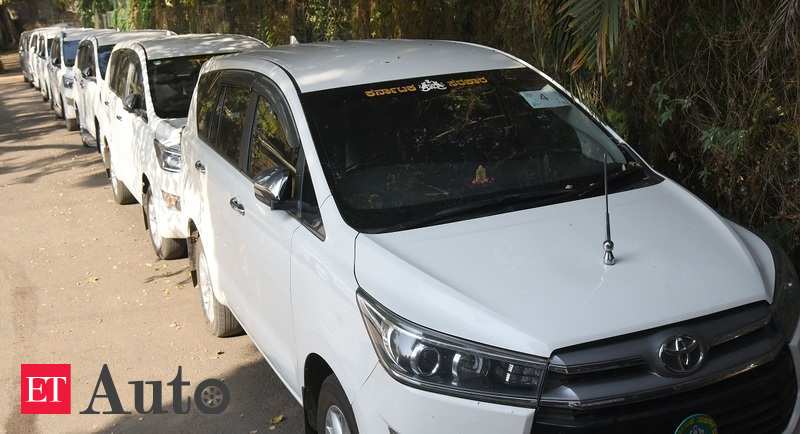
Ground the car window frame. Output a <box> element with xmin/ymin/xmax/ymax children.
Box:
<box><xmin>248</xmin><ymin>75</ymin><xmax>325</xmax><ymax>239</ymax></box>
<box><xmin>209</xmin><ymin>69</ymin><xmax>256</xmax><ymax>171</ymax></box>
<box><xmin>196</xmin><ymin>70</ymin><xmax>223</xmax><ymax>146</ymax></box>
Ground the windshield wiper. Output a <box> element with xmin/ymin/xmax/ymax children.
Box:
<box><xmin>575</xmin><ymin>166</ymin><xmax>647</xmax><ymax>199</ymax></box>
<box><xmin>381</xmin><ymin>188</ymin><xmax>580</xmax><ymax>232</ymax></box>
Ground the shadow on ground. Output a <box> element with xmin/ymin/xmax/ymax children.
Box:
<box><xmin>92</xmin><ymin>356</ymin><xmax>305</xmax><ymax>434</ymax></box>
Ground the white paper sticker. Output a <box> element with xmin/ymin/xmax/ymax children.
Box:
<box><xmin>520</xmin><ymin>85</ymin><xmax>570</xmax><ymax>109</ymax></box>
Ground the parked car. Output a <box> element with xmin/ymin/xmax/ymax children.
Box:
<box><xmin>18</xmin><ymin>30</ymin><xmax>32</xmax><ymax>84</ymax></box>
<box><xmin>180</xmin><ymin>40</ymin><xmax>800</xmax><ymax>434</ymax></box>
<box><xmin>47</xmin><ymin>28</ymin><xmax>114</xmax><ymax>131</ymax></box>
<box><xmin>102</xmin><ymin>33</ymin><xmax>266</xmax><ymax>259</ymax></box>
<box><xmin>33</xmin><ymin>27</ymin><xmax>68</xmax><ymax>103</ymax></box>
<box><xmin>74</xmin><ymin>29</ymin><xmax>175</xmax><ymax>151</ymax></box>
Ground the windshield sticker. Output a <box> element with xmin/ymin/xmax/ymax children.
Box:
<box><xmin>419</xmin><ymin>79</ymin><xmax>448</xmax><ymax>92</ymax></box>
<box><xmin>520</xmin><ymin>85</ymin><xmax>570</xmax><ymax>109</ymax></box>
<box><xmin>447</xmin><ymin>76</ymin><xmax>488</xmax><ymax>88</ymax></box>
<box><xmin>364</xmin><ymin>84</ymin><xmax>417</xmax><ymax>97</ymax></box>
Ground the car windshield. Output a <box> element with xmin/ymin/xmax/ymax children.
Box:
<box><xmin>302</xmin><ymin>68</ymin><xmax>658</xmax><ymax>233</ymax></box>
<box><xmin>97</xmin><ymin>44</ymin><xmax>114</xmax><ymax>79</ymax></box>
<box><xmin>147</xmin><ymin>54</ymin><xmax>216</xmax><ymax>119</ymax></box>
<box><xmin>63</xmin><ymin>40</ymin><xmax>79</xmax><ymax>67</ymax></box>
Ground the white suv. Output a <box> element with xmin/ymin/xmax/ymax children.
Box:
<box><xmin>73</xmin><ymin>30</ymin><xmax>174</xmax><ymax>151</ymax></box>
<box><xmin>46</xmin><ymin>28</ymin><xmax>112</xmax><ymax>131</ymax></box>
<box><xmin>30</xmin><ymin>27</ymin><xmax>65</xmax><ymax>100</ymax></box>
<box><xmin>102</xmin><ymin>33</ymin><xmax>266</xmax><ymax>259</ymax></box>
<box><xmin>181</xmin><ymin>41</ymin><xmax>800</xmax><ymax>434</ymax></box>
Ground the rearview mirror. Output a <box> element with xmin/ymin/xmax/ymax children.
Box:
<box><xmin>254</xmin><ymin>166</ymin><xmax>296</xmax><ymax>211</ymax></box>
<box><xmin>122</xmin><ymin>94</ymin><xmax>142</xmax><ymax>112</ymax></box>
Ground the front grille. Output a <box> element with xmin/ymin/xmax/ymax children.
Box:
<box><xmin>532</xmin><ymin>348</ymin><xmax>797</xmax><ymax>434</ymax></box>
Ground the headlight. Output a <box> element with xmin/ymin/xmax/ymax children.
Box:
<box><xmin>357</xmin><ymin>290</ymin><xmax>547</xmax><ymax>407</ymax></box>
<box><xmin>62</xmin><ymin>76</ymin><xmax>73</xmax><ymax>88</ymax></box>
<box><xmin>768</xmin><ymin>241</ymin><xmax>800</xmax><ymax>340</ymax></box>
<box><xmin>154</xmin><ymin>139</ymin><xmax>182</xmax><ymax>172</ymax></box>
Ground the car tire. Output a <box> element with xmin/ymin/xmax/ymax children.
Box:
<box><xmin>65</xmin><ymin>117</ymin><xmax>77</xmax><ymax>131</ymax></box>
<box><xmin>316</xmin><ymin>375</ymin><xmax>359</xmax><ymax>434</ymax></box>
<box><xmin>49</xmin><ymin>92</ymin><xmax>55</xmax><ymax>111</ymax></box>
<box><xmin>193</xmin><ymin>235</ymin><xmax>243</xmax><ymax>337</ymax></box>
<box><xmin>143</xmin><ymin>188</ymin><xmax>186</xmax><ymax>260</ymax></box>
<box><xmin>42</xmin><ymin>88</ymin><xmax>47</xmax><ymax>102</ymax></box>
<box><xmin>109</xmin><ymin>158</ymin><xmax>136</xmax><ymax>205</ymax></box>
<box><xmin>55</xmin><ymin>96</ymin><xmax>64</xmax><ymax>119</ymax></box>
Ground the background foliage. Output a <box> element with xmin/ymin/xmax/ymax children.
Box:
<box><xmin>75</xmin><ymin>0</ymin><xmax>800</xmax><ymax>258</ymax></box>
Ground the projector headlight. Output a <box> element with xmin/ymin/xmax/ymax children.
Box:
<box><xmin>154</xmin><ymin>139</ymin><xmax>182</xmax><ymax>172</ymax></box>
<box><xmin>768</xmin><ymin>241</ymin><xmax>800</xmax><ymax>340</ymax></box>
<box><xmin>357</xmin><ymin>290</ymin><xmax>547</xmax><ymax>407</ymax></box>
<box><xmin>62</xmin><ymin>76</ymin><xmax>74</xmax><ymax>88</ymax></box>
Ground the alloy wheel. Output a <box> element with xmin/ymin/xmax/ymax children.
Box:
<box><xmin>324</xmin><ymin>405</ymin><xmax>352</xmax><ymax>434</ymax></box>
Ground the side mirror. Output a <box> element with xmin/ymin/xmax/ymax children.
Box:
<box><xmin>122</xmin><ymin>94</ymin><xmax>141</xmax><ymax>112</ymax></box>
<box><xmin>82</xmin><ymin>66</ymin><xmax>94</xmax><ymax>78</ymax></box>
<box><xmin>254</xmin><ymin>166</ymin><xmax>296</xmax><ymax>211</ymax></box>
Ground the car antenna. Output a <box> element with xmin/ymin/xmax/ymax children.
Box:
<box><xmin>603</xmin><ymin>153</ymin><xmax>616</xmax><ymax>266</ymax></box>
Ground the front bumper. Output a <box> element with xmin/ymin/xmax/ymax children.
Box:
<box><xmin>352</xmin><ymin>321</ymin><xmax>800</xmax><ymax>434</ymax></box>
<box><xmin>354</xmin><ymin>364</ymin><xmax>535</xmax><ymax>434</ymax></box>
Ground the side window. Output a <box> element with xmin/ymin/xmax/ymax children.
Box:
<box><xmin>109</xmin><ymin>52</ymin><xmax>129</xmax><ymax>97</ymax></box>
<box><xmin>124</xmin><ymin>55</ymin><xmax>145</xmax><ymax>109</ymax></box>
<box><xmin>51</xmin><ymin>39</ymin><xmax>61</xmax><ymax>65</ymax></box>
<box><xmin>300</xmin><ymin>163</ymin><xmax>323</xmax><ymax>236</ymax></box>
<box><xmin>247</xmin><ymin>96</ymin><xmax>297</xmax><ymax>178</ymax></box>
<box><xmin>196</xmin><ymin>71</ymin><xmax>221</xmax><ymax>144</ymax></box>
<box><xmin>214</xmin><ymin>86</ymin><xmax>251</xmax><ymax>165</ymax></box>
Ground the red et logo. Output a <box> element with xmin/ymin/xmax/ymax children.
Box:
<box><xmin>20</xmin><ymin>364</ymin><xmax>71</xmax><ymax>414</ymax></box>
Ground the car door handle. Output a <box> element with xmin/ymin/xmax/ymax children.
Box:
<box><xmin>115</xmin><ymin>114</ymin><xmax>122</xmax><ymax>121</ymax></box>
<box><xmin>103</xmin><ymin>100</ymin><xmax>109</xmax><ymax>106</ymax></box>
<box><xmin>194</xmin><ymin>160</ymin><xmax>206</xmax><ymax>174</ymax></box>
<box><xmin>229</xmin><ymin>197</ymin><xmax>245</xmax><ymax>216</ymax></box>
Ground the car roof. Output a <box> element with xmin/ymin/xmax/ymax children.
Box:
<box><xmin>127</xmin><ymin>33</ymin><xmax>267</xmax><ymax>60</ymax></box>
<box><xmin>221</xmin><ymin>39</ymin><xmax>524</xmax><ymax>93</ymax></box>
<box><xmin>62</xmin><ymin>28</ymin><xmax>114</xmax><ymax>42</ymax></box>
<box><xmin>34</xmin><ymin>27</ymin><xmax>70</xmax><ymax>38</ymax></box>
<box><xmin>93</xmin><ymin>30</ymin><xmax>173</xmax><ymax>46</ymax></box>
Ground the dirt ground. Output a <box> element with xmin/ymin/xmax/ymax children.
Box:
<box><xmin>0</xmin><ymin>57</ymin><xmax>304</xmax><ymax>433</ymax></box>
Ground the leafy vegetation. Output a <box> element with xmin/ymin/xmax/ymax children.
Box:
<box><xmin>75</xmin><ymin>0</ymin><xmax>800</xmax><ymax>259</ymax></box>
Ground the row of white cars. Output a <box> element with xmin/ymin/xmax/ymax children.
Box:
<box><xmin>17</xmin><ymin>26</ymin><xmax>800</xmax><ymax>434</ymax></box>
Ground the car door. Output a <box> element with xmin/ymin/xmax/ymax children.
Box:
<box><xmin>228</xmin><ymin>76</ymin><xmax>304</xmax><ymax>386</ymax></box>
<box><xmin>108</xmin><ymin>51</ymin><xmax>140</xmax><ymax>197</ymax></box>
<box><xmin>197</xmin><ymin>71</ymin><xmax>255</xmax><ymax>311</ymax></box>
<box><xmin>183</xmin><ymin>69</ymin><xmax>225</xmax><ymax>300</ymax></box>
<box><xmin>76</xmin><ymin>41</ymin><xmax>96</xmax><ymax>137</ymax></box>
<box><xmin>127</xmin><ymin>52</ymin><xmax>151</xmax><ymax>204</ymax></box>
<box><xmin>106</xmin><ymin>51</ymin><xmax>134</xmax><ymax>190</ymax></box>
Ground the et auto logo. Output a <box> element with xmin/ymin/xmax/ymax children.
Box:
<box><xmin>20</xmin><ymin>364</ymin><xmax>71</xmax><ymax>414</ymax></box>
<box><xmin>20</xmin><ymin>364</ymin><xmax>229</xmax><ymax>415</ymax></box>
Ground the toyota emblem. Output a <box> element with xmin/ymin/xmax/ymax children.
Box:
<box><xmin>659</xmin><ymin>335</ymin><xmax>705</xmax><ymax>375</ymax></box>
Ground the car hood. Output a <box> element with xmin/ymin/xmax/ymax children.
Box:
<box><xmin>153</xmin><ymin>117</ymin><xmax>187</xmax><ymax>147</ymax></box>
<box><xmin>353</xmin><ymin>180</ymin><xmax>774</xmax><ymax>357</ymax></box>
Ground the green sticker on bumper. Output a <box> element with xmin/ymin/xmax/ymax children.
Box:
<box><xmin>674</xmin><ymin>414</ymin><xmax>719</xmax><ymax>434</ymax></box>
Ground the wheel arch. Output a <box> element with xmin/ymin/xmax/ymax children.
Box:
<box><xmin>303</xmin><ymin>353</ymin><xmax>335</xmax><ymax>432</ymax></box>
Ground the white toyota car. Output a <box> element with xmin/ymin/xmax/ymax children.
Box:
<box><xmin>46</xmin><ymin>28</ymin><xmax>113</xmax><ymax>131</ymax></box>
<box><xmin>73</xmin><ymin>30</ymin><xmax>174</xmax><ymax>151</ymax></box>
<box><xmin>180</xmin><ymin>40</ymin><xmax>800</xmax><ymax>434</ymax></box>
<box><xmin>102</xmin><ymin>33</ymin><xmax>266</xmax><ymax>259</ymax></box>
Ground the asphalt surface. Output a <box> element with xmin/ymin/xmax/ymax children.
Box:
<box><xmin>0</xmin><ymin>58</ymin><xmax>304</xmax><ymax>433</ymax></box>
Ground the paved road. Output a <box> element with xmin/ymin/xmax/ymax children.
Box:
<box><xmin>0</xmin><ymin>62</ymin><xmax>304</xmax><ymax>433</ymax></box>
